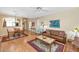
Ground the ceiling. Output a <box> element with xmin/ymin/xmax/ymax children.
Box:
<box><xmin>0</xmin><ymin>7</ymin><xmax>77</xmax><ymax>18</ymax></box>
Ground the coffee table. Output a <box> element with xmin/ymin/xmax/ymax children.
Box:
<box><xmin>36</xmin><ymin>35</ymin><xmax>55</xmax><ymax>52</ymax></box>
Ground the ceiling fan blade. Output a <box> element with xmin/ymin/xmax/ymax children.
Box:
<box><xmin>35</xmin><ymin>7</ymin><xmax>49</xmax><ymax>13</ymax></box>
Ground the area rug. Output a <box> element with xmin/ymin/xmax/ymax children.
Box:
<box><xmin>2</xmin><ymin>34</ymin><xmax>28</xmax><ymax>42</ymax></box>
<box><xmin>28</xmin><ymin>39</ymin><xmax>64</xmax><ymax>52</ymax></box>
<box><xmin>9</xmin><ymin>32</ymin><xmax>28</xmax><ymax>40</ymax></box>
<box><xmin>9</xmin><ymin>34</ymin><xmax>27</xmax><ymax>40</ymax></box>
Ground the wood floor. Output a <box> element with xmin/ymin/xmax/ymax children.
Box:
<box><xmin>0</xmin><ymin>31</ymin><xmax>37</xmax><ymax>52</ymax></box>
<box><xmin>0</xmin><ymin>30</ymin><xmax>79</xmax><ymax>52</ymax></box>
<box><xmin>64</xmin><ymin>41</ymin><xmax>79</xmax><ymax>52</ymax></box>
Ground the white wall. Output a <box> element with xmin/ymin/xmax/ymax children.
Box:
<box><xmin>35</xmin><ymin>8</ymin><xmax>79</xmax><ymax>32</ymax></box>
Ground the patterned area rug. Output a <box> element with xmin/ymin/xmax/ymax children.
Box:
<box><xmin>9</xmin><ymin>34</ymin><xmax>27</xmax><ymax>40</ymax></box>
<box><xmin>2</xmin><ymin>33</ymin><xmax>28</xmax><ymax>42</ymax></box>
<box><xmin>28</xmin><ymin>39</ymin><xmax>64</xmax><ymax>52</ymax></box>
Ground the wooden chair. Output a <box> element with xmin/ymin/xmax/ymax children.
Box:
<box><xmin>7</xmin><ymin>28</ymin><xmax>15</xmax><ymax>39</ymax></box>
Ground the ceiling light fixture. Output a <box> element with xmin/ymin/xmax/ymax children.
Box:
<box><xmin>35</xmin><ymin>7</ymin><xmax>48</xmax><ymax>12</ymax></box>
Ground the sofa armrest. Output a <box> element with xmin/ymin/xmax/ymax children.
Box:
<box><xmin>42</xmin><ymin>31</ymin><xmax>46</xmax><ymax>33</ymax></box>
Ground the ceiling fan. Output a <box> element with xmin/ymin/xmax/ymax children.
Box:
<box><xmin>35</xmin><ymin>7</ymin><xmax>48</xmax><ymax>12</ymax></box>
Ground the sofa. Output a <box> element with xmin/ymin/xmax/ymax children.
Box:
<box><xmin>42</xmin><ymin>29</ymin><xmax>67</xmax><ymax>44</ymax></box>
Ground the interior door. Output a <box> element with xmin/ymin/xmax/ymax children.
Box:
<box><xmin>23</xmin><ymin>19</ymin><xmax>29</xmax><ymax>30</ymax></box>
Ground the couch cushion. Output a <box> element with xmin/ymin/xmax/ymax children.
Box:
<box><xmin>50</xmin><ymin>30</ymin><xmax>59</xmax><ymax>36</ymax></box>
<box><xmin>51</xmin><ymin>35</ymin><xmax>66</xmax><ymax>43</ymax></box>
<box><xmin>54</xmin><ymin>31</ymin><xmax>59</xmax><ymax>36</ymax></box>
<box><xmin>51</xmin><ymin>35</ymin><xmax>64</xmax><ymax>40</ymax></box>
<box><xmin>50</xmin><ymin>30</ymin><xmax>55</xmax><ymax>35</ymax></box>
<box><xmin>59</xmin><ymin>31</ymin><xmax>65</xmax><ymax>37</ymax></box>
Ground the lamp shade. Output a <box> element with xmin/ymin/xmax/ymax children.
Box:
<box><xmin>73</xmin><ymin>27</ymin><xmax>79</xmax><ymax>32</ymax></box>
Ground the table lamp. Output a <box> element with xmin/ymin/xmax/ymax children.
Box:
<box><xmin>73</xmin><ymin>27</ymin><xmax>79</xmax><ymax>37</ymax></box>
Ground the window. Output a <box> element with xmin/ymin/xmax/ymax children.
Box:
<box><xmin>5</xmin><ymin>17</ymin><xmax>16</xmax><ymax>27</ymax></box>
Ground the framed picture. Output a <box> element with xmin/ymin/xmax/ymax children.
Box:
<box><xmin>50</xmin><ymin>20</ymin><xmax>60</xmax><ymax>28</ymax></box>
